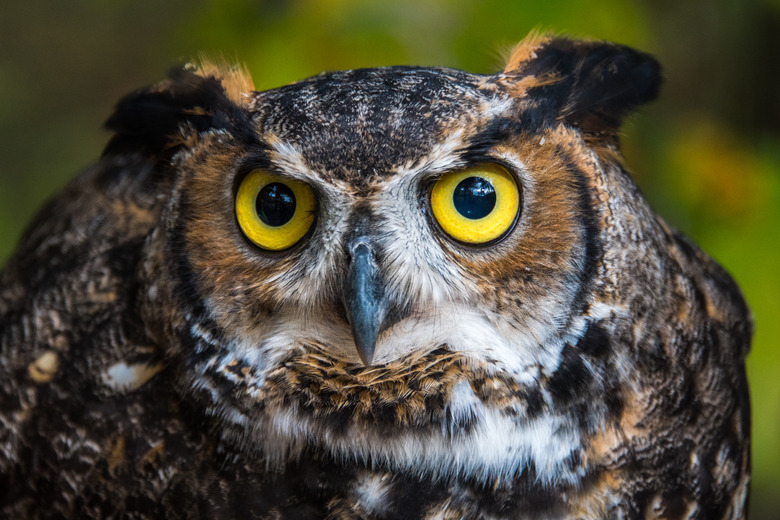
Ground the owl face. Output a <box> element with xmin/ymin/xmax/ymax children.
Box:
<box><xmin>113</xmin><ymin>36</ymin><xmax>662</xmax><ymax>485</ymax></box>
<box><xmin>173</xmin><ymin>67</ymin><xmax>591</xmax><ymax>368</ymax></box>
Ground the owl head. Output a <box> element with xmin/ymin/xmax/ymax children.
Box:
<box><xmin>104</xmin><ymin>35</ymin><xmax>666</xmax><ymax>484</ymax></box>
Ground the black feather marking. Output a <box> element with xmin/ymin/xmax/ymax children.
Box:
<box><xmin>546</xmin><ymin>344</ymin><xmax>592</xmax><ymax>406</ymax></box>
<box><xmin>508</xmin><ymin>38</ymin><xmax>662</xmax><ymax>134</ymax></box>
<box><xmin>102</xmin><ymin>65</ymin><xmax>253</xmax><ymax>161</ymax></box>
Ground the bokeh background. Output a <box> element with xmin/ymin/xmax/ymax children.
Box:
<box><xmin>1</xmin><ymin>0</ymin><xmax>778</xmax><ymax>515</ymax></box>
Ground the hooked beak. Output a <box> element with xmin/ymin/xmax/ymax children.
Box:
<box><xmin>344</xmin><ymin>239</ymin><xmax>388</xmax><ymax>366</ymax></box>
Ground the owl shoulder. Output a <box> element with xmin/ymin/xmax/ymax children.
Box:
<box><xmin>668</xmin><ymin>230</ymin><xmax>752</xmax><ymax>360</ymax></box>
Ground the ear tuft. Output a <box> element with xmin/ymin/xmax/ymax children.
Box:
<box><xmin>189</xmin><ymin>56</ymin><xmax>254</xmax><ymax>104</ymax></box>
<box><xmin>503</xmin><ymin>31</ymin><xmax>553</xmax><ymax>73</ymax></box>
<box><xmin>102</xmin><ymin>60</ymin><xmax>253</xmax><ymax>159</ymax></box>
<box><xmin>502</xmin><ymin>35</ymin><xmax>662</xmax><ymax>134</ymax></box>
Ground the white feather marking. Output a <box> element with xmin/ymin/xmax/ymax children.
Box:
<box><xmin>225</xmin><ymin>296</ymin><xmax>572</xmax><ymax>376</ymax></box>
<box><xmin>353</xmin><ymin>472</ymin><xmax>392</xmax><ymax>514</ymax></box>
<box><xmin>259</xmin><ymin>400</ymin><xmax>583</xmax><ymax>486</ymax></box>
<box><xmin>394</xmin><ymin>130</ymin><xmax>467</xmax><ymax>178</ymax></box>
<box><xmin>374</xmin><ymin>303</ymin><xmax>566</xmax><ymax>377</ymax></box>
<box><xmin>265</xmin><ymin>138</ymin><xmax>312</xmax><ymax>179</ymax></box>
<box><xmin>482</xmin><ymin>95</ymin><xmax>513</xmax><ymax>118</ymax></box>
<box><xmin>103</xmin><ymin>361</ymin><xmax>163</xmax><ymax>391</ymax></box>
<box><xmin>587</xmin><ymin>302</ymin><xmax>629</xmax><ymax>320</ymax></box>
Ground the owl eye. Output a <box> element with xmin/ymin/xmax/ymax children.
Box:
<box><xmin>430</xmin><ymin>163</ymin><xmax>521</xmax><ymax>245</ymax></box>
<box><xmin>235</xmin><ymin>170</ymin><xmax>316</xmax><ymax>251</ymax></box>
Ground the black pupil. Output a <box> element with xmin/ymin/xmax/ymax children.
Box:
<box><xmin>452</xmin><ymin>177</ymin><xmax>496</xmax><ymax>219</ymax></box>
<box><xmin>256</xmin><ymin>183</ymin><xmax>296</xmax><ymax>227</ymax></box>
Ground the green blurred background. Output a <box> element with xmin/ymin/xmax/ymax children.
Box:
<box><xmin>1</xmin><ymin>0</ymin><xmax>778</xmax><ymax>515</ymax></box>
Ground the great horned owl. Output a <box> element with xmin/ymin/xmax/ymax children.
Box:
<box><xmin>0</xmin><ymin>35</ymin><xmax>751</xmax><ymax>519</ymax></box>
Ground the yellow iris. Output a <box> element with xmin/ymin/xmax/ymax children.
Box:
<box><xmin>235</xmin><ymin>170</ymin><xmax>316</xmax><ymax>251</ymax></box>
<box><xmin>430</xmin><ymin>163</ymin><xmax>520</xmax><ymax>245</ymax></box>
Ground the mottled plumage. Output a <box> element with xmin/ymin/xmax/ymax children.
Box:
<box><xmin>0</xmin><ymin>34</ymin><xmax>751</xmax><ymax>519</ymax></box>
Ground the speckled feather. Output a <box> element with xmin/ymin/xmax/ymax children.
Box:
<box><xmin>0</xmin><ymin>35</ymin><xmax>751</xmax><ymax>519</ymax></box>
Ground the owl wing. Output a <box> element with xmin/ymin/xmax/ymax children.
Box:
<box><xmin>0</xmin><ymin>157</ymin><xmax>176</xmax><ymax>514</ymax></box>
<box><xmin>0</xmin><ymin>68</ymin><xmax>331</xmax><ymax>518</ymax></box>
<box><xmin>592</xmin><ymin>226</ymin><xmax>752</xmax><ymax>518</ymax></box>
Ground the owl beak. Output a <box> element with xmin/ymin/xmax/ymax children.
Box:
<box><xmin>344</xmin><ymin>239</ymin><xmax>387</xmax><ymax>366</ymax></box>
